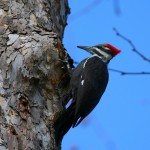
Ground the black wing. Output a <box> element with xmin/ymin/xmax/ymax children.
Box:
<box><xmin>71</xmin><ymin>56</ymin><xmax>109</xmax><ymax>127</ymax></box>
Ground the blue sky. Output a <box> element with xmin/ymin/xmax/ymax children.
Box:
<box><xmin>62</xmin><ymin>0</ymin><xmax>150</xmax><ymax>150</ymax></box>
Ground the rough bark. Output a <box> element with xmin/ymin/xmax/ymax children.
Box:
<box><xmin>0</xmin><ymin>0</ymin><xmax>70</xmax><ymax>149</ymax></box>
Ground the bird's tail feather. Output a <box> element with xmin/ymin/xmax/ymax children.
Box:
<box><xmin>54</xmin><ymin>104</ymin><xmax>75</xmax><ymax>143</ymax></box>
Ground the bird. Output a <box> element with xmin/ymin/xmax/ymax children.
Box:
<box><xmin>54</xmin><ymin>43</ymin><xmax>121</xmax><ymax>142</ymax></box>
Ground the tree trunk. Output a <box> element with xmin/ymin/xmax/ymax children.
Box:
<box><xmin>0</xmin><ymin>0</ymin><xmax>70</xmax><ymax>149</ymax></box>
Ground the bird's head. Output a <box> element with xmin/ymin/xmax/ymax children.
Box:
<box><xmin>77</xmin><ymin>43</ymin><xmax>121</xmax><ymax>63</ymax></box>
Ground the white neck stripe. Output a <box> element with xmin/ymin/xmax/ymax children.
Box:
<box><xmin>83</xmin><ymin>55</ymin><xmax>102</xmax><ymax>68</ymax></box>
<box><xmin>94</xmin><ymin>47</ymin><xmax>112</xmax><ymax>62</ymax></box>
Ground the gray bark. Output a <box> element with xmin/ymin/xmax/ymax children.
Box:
<box><xmin>0</xmin><ymin>0</ymin><xmax>70</xmax><ymax>149</ymax></box>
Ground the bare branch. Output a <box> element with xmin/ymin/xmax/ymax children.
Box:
<box><xmin>113</xmin><ymin>28</ymin><xmax>150</xmax><ymax>63</ymax></box>
<box><xmin>70</xmin><ymin>0</ymin><xmax>121</xmax><ymax>22</ymax></box>
<box><xmin>70</xmin><ymin>0</ymin><xmax>102</xmax><ymax>22</ymax></box>
<box><xmin>113</xmin><ymin>0</ymin><xmax>121</xmax><ymax>15</ymax></box>
<box><xmin>109</xmin><ymin>68</ymin><xmax>150</xmax><ymax>75</ymax></box>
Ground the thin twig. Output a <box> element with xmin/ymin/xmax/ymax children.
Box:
<box><xmin>113</xmin><ymin>0</ymin><xmax>121</xmax><ymax>15</ymax></box>
<box><xmin>70</xmin><ymin>0</ymin><xmax>121</xmax><ymax>22</ymax></box>
<box><xmin>109</xmin><ymin>68</ymin><xmax>150</xmax><ymax>75</ymax></box>
<box><xmin>70</xmin><ymin>0</ymin><xmax>102</xmax><ymax>22</ymax></box>
<box><xmin>113</xmin><ymin>28</ymin><xmax>150</xmax><ymax>63</ymax></box>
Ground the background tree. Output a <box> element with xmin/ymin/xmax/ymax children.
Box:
<box><xmin>0</xmin><ymin>0</ymin><xmax>71</xmax><ymax>149</ymax></box>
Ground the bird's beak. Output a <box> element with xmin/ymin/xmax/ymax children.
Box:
<box><xmin>77</xmin><ymin>46</ymin><xmax>93</xmax><ymax>54</ymax></box>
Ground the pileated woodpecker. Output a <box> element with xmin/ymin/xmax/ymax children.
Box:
<box><xmin>54</xmin><ymin>43</ymin><xmax>121</xmax><ymax>142</ymax></box>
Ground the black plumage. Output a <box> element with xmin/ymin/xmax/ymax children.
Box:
<box><xmin>54</xmin><ymin>44</ymin><xmax>121</xmax><ymax>143</ymax></box>
<box><xmin>71</xmin><ymin>56</ymin><xmax>108</xmax><ymax>127</ymax></box>
<box><xmin>54</xmin><ymin>56</ymin><xmax>108</xmax><ymax>143</ymax></box>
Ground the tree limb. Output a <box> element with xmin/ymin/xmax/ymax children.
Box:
<box><xmin>70</xmin><ymin>0</ymin><xmax>102</xmax><ymax>22</ymax></box>
<box><xmin>113</xmin><ymin>0</ymin><xmax>121</xmax><ymax>15</ymax></box>
<box><xmin>109</xmin><ymin>68</ymin><xmax>150</xmax><ymax>75</ymax></box>
<box><xmin>113</xmin><ymin>28</ymin><xmax>150</xmax><ymax>63</ymax></box>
